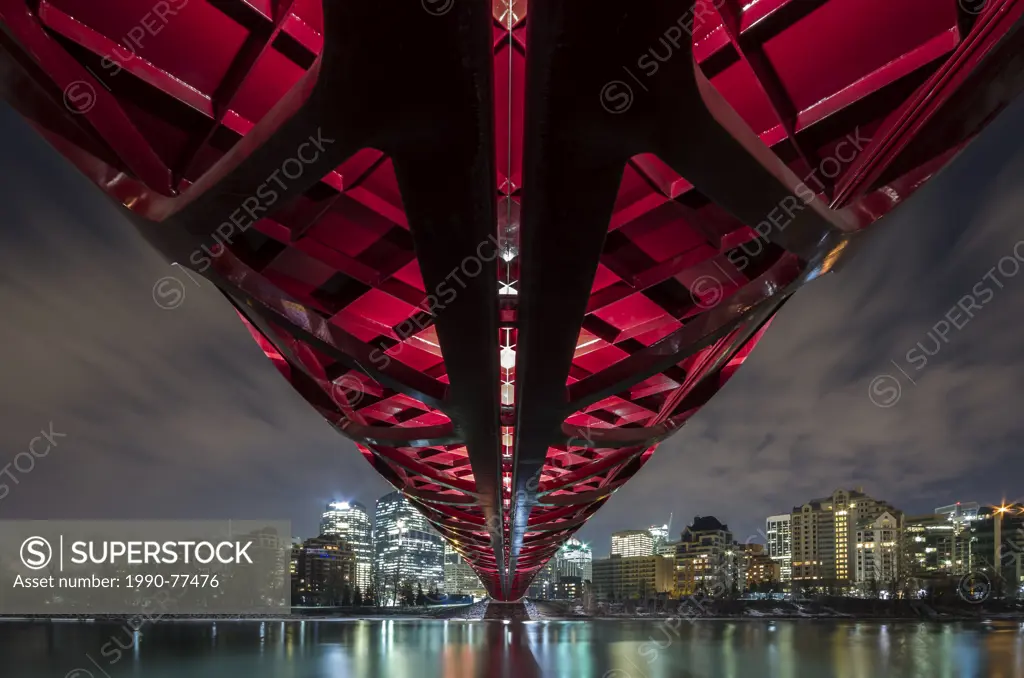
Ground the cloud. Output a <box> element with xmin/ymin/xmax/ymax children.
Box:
<box><xmin>579</xmin><ymin>99</ymin><xmax>1024</xmax><ymax>552</ymax></box>
<box><xmin>0</xmin><ymin>108</ymin><xmax>390</xmax><ymax>534</ymax></box>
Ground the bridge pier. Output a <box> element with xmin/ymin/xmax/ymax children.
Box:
<box><xmin>484</xmin><ymin>599</ymin><xmax>532</xmax><ymax>622</ymax></box>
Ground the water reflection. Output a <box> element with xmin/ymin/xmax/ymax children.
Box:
<box><xmin>0</xmin><ymin>619</ymin><xmax>1022</xmax><ymax>677</ymax></box>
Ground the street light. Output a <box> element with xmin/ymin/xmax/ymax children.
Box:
<box><xmin>992</xmin><ymin>504</ymin><xmax>1011</xmax><ymax>568</ymax></box>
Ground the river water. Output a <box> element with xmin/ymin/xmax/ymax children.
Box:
<box><xmin>2</xmin><ymin>619</ymin><xmax>1022</xmax><ymax>677</ymax></box>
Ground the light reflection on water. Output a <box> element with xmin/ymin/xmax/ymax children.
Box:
<box><xmin>1</xmin><ymin>619</ymin><xmax>1022</xmax><ymax>678</ymax></box>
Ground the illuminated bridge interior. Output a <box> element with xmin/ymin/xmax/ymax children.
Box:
<box><xmin>1</xmin><ymin>0</ymin><xmax>1021</xmax><ymax>599</ymax></box>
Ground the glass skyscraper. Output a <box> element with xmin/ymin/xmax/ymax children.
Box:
<box><xmin>374</xmin><ymin>491</ymin><xmax>444</xmax><ymax>604</ymax></box>
<box><xmin>648</xmin><ymin>524</ymin><xmax>670</xmax><ymax>551</ymax></box>
<box><xmin>765</xmin><ymin>514</ymin><xmax>792</xmax><ymax>582</ymax></box>
<box><xmin>320</xmin><ymin>501</ymin><xmax>373</xmax><ymax>592</ymax></box>
<box><xmin>555</xmin><ymin>537</ymin><xmax>593</xmax><ymax>582</ymax></box>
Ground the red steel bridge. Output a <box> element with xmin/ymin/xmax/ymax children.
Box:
<box><xmin>2</xmin><ymin>0</ymin><xmax>1022</xmax><ymax>600</ymax></box>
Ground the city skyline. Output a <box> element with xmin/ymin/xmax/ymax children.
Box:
<box><xmin>581</xmin><ymin>497</ymin><xmax>1021</xmax><ymax>602</ymax></box>
<box><xmin>2</xmin><ymin>96</ymin><xmax>1024</xmax><ymax>564</ymax></box>
<box><xmin>305</xmin><ymin>486</ymin><xmax>1016</xmax><ymax>574</ymax></box>
<box><xmin>292</xmin><ymin>484</ymin><xmax>1020</xmax><ymax>604</ymax></box>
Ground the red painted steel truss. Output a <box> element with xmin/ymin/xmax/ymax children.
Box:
<box><xmin>2</xmin><ymin>0</ymin><xmax>1022</xmax><ymax>599</ymax></box>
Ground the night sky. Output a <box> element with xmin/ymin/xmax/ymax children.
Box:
<box><xmin>2</xmin><ymin>98</ymin><xmax>1024</xmax><ymax>559</ymax></box>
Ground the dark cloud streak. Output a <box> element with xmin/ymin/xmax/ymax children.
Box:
<box><xmin>0</xmin><ymin>106</ymin><xmax>390</xmax><ymax>537</ymax></box>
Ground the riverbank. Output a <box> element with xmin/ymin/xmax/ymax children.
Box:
<box><xmin>530</xmin><ymin>598</ymin><xmax>1024</xmax><ymax>622</ymax></box>
<box><xmin>0</xmin><ymin>601</ymin><xmax>489</xmax><ymax>623</ymax></box>
<box><xmin>3</xmin><ymin>597</ymin><xmax>1023</xmax><ymax>623</ymax></box>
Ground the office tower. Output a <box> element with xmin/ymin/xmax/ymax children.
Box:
<box><xmin>553</xmin><ymin>576</ymin><xmax>584</xmax><ymax>601</ymax></box>
<box><xmin>320</xmin><ymin>501</ymin><xmax>373</xmax><ymax>592</ymax></box>
<box><xmin>592</xmin><ymin>555</ymin><xmax>674</xmax><ymax>601</ymax></box>
<box><xmin>655</xmin><ymin>540</ymin><xmax>679</xmax><ymax>557</ymax></box>
<box><xmin>290</xmin><ymin>535</ymin><xmax>357</xmax><ymax>606</ymax></box>
<box><xmin>374</xmin><ymin>491</ymin><xmax>444</xmax><ymax>604</ymax></box>
<box><xmin>854</xmin><ymin>511</ymin><xmax>902</xmax><ymax>590</ymax></box>
<box><xmin>612</xmin><ymin>530</ymin><xmax>654</xmax><ymax>558</ymax></box>
<box><xmin>933</xmin><ymin>501</ymin><xmax>981</xmax><ymax>573</ymax></box>
<box><xmin>766</xmin><ymin>513</ymin><xmax>793</xmax><ymax>582</ymax></box>
<box><xmin>648</xmin><ymin>524</ymin><xmax>670</xmax><ymax>551</ymax></box>
<box><xmin>936</xmin><ymin>502</ymin><xmax>980</xmax><ymax>524</ymax></box>
<box><xmin>527</xmin><ymin>559</ymin><xmax>557</xmax><ymax>599</ymax></box>
<box><xmin>904</xmin><ymin>513</ymin><xmax>963</xmax><ymax>576</ymax></box>
<box><xmin>969</xmin><ymin>503</ymin><xmax>1024</xmax><ymax>596</ymax></box>
<box><xmin>443</xmin><ymin>543</ymin><xmax>485</xmax><ymax>597</ymax></box>
<box><xmin>555</xmin><ymin>537</ymin><xmax>593</xmax><ymax>583</ymax></box>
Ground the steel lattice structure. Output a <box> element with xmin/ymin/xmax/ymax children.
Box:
<box><xmin>2</xmin><ymin>0</ymin><xmax>1022</xmax><ymax>600</ymax></box>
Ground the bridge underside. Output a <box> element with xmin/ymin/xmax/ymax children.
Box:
<box><xmin>2</xmin><ymin>0</ymin><xmax>1022</xmax><ymax>599</ymax></box>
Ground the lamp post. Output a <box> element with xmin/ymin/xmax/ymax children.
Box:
<box><xmin>994</xmin><ymin>505</ymin><xmax>1009</xmax><ymax>571</ymax></box>
<box><xmin>995</xmin><ymin>507</ymin><xmax>1003</xmax><ymax>566</ymax></box>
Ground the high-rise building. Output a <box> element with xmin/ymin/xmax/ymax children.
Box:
<box><xmin>592</xmin><ymin>555</ymin><xmax>673</xmax><ymax>601</ymax></box>
<box><xmin>612</xmin><ymin>530</ymin><xmax>654</xmax><ymax>558</ymax></box>
<box><xmin>374</xmin><ymin>491</ymin><xmax>444</xmax><ymax>604</ymax></box>
<box><xmin>320</xmin><ymin>501</ymin><xmax>373</xmax><ymax>592</ymax></box>
<box><xmin>655</xmin><ymin>540</ymin><xmax>679</xmax><ymax>557</ymax></box>
<box><xmin>765</xmin><ymin>514</ymin><xmax>792</xmax><ymax>582</ymax></box>
<box><xmin>553</xmin><ymin>575</ymin><xmax>584</xmax><ymax>601</ymax></box>
<box><xmin>675</xmin><ymin>516</ymin><xmax>741</xmax><ymax>595</ymax></box>
<box><xmin>648</xmin><ymin>524</ymin><xmax>670</xmax><ymax>551</ymax></box>
<box><xmin>927</xmin><ymin>501</ymin><xmax>981</xmax><ymax>575</ymax></box>
<box><xmin>854</xmin><ymin>511</ymin><xmax>902</xmax><ymax>590</ymax></box>
<box><xmin>969</xmin><ymin>504</ymin><xmax>1024</xmax><ymax>598</ymax></box>
<box><xmin>525</xmin><ymin>539</ymin><xmax>593</xmax><ymax>599</ymax></box>
<box><xmin>936</xmin><ymin>502</ymin><xmax>980</xmax><ymax>524</ymax></box>
<box><xmin>290</xmin><ymin>534</ymin><xmax>357</xmax><ymax>606</ymax></box>
<box><xmin>904</xmin><ymin>513</ymin><xmax>963</xmax><ymax>577</ymax></box>
<box><xmin>527</xmin><ymin>559</ymin><xmax>557</xmax><ymax>599</ymax></box>
<box><xmin>790</xmin><ymin>488</ymin><xmax>900</xmax><ymax>589</ymax></box>
<box><xmin>555</xmin><ymin>537</ymin><xmax>593</xmax><ymax>582</ymax></box>
<box><xmin>443</xmin><ymin>543</ymin><xmax>486</xmax><ymax>598</ymax></box>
